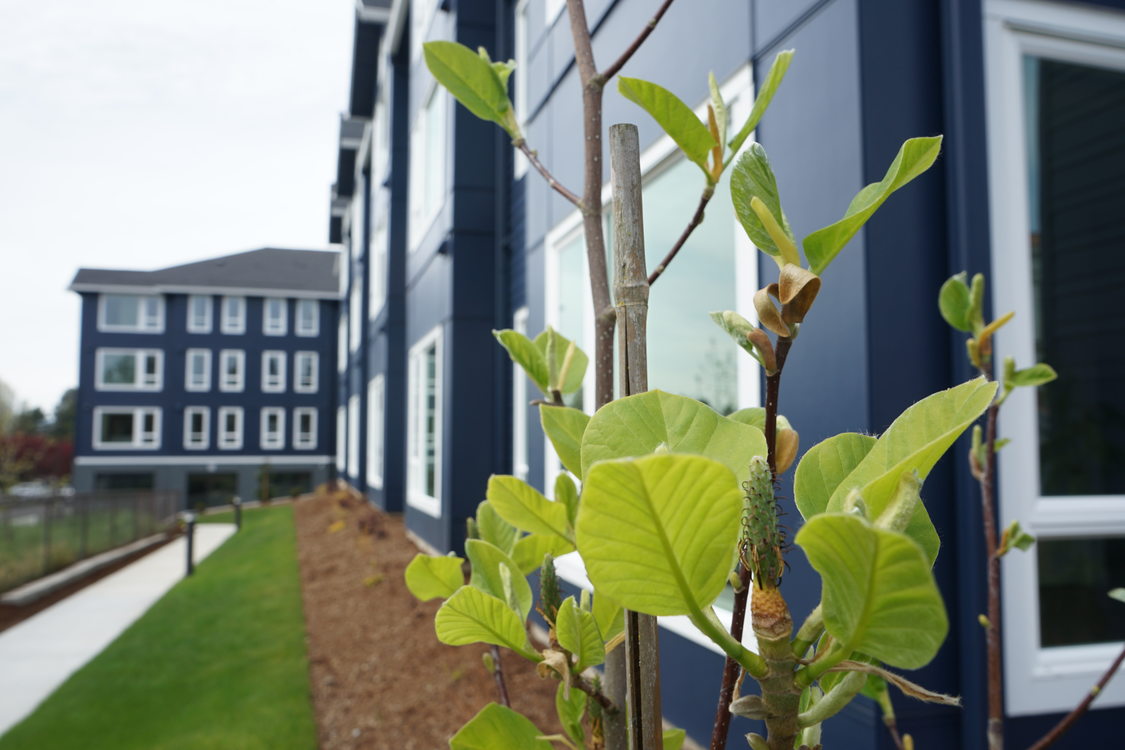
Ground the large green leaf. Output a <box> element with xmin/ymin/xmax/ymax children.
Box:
<box><xmin>554</xmin><ymin>473</ymin><xmax>580</xmax><ymax>527</ymax></box>
<box><xmin>576</xmin><ymin>454</ymin><xmax>742</xmax><ymax>616</ymax></box>
<box><xmin>592</xmin><ymin>591</ymin><xmax>624</xmax><ymax>642</ymax></box>
<box><xmin>556</xmin><ymin>683</ymin><xmax>587</xmax><ymax>747</ymax></box>
<box><xmin>825</xmin><ymin>378</ymin><xmax>997</xmax><ymax>519</ymax></box>
<box><xmin>487</xmin><ymin>475</ymin><xmax>572</xmax><ymax>541</ymax></box>
<box><xmin>435</xmin><ymin>586</ymin><xmax>539</xmax><ymax>661</ymax></box>
<box><xmin>423</xmin><ymin>42</ymin><xmax>512</xmax><ymax>130</ymax></box>
<box><xmin>541</xmin><ymin>406</ymin><xmax>589</xmax><ymax>479</ymax></box>
<box><xmin>727</xmin><ymin>49</ymin><xmax>794</xmax><ymax>156</ymax></box>
<box><xmin>730</xmin><ymin>144</ymin><xmax>796</xmax><ymax>259</ymax></box>
<box><xmin>618</xmin><ymin>76</ymin><xmax>717</xmax><ymax>169</ymax></box>
<box><xmin>404</xmin><ymin>554</ymin><xmax>464</xmax><ymax>601</ymax></box>
<box><xmin>465</xmin><ymin>539</ymin><xmax>532</xmax><ymax>620</ymax></box>
<box><xmin>804</xmin><ymin>136</ymin><xmax>943</xmax><ymax>274</ymax></box>
<box><xmin>511</xmin><ymin>533</ymin><xmax>575</xmax><ymax>576</ymax></box>
<box><xmin>556</xmin><ymin>596</ymin><xmax>605</xmax><ymax>670</ymax></box>
<box><xmin>533</xmin><ymin>329</ymin><xmax>588</xmax><ymax>395</ymax></box>
<box><xmin>450</xmin><ymin>703</ymin><xmax>552</xmax><ymax>750</ymax></box>
<box><xmin>476</xmin><ymin>500</ymin><xmax>518</xmax><ymax>555</ymax></box>
<box><xmin>796</xmin><ymin>514</ymin><xmax>947</xmax><ymax>669</ymax></box>
<box><xmin>494</xmin><ymin>328</ymin><xmax>549</xmax><ymax>394</ymax></box>
<box><xmin>794</xmin><ymin>433</ymin><xmax>876</xmax><ymax>520</ymax></box>
<box><xmin>581</xmin><ymin>390</ymin><xmax>767</xmax><ymax>486</ymax></box>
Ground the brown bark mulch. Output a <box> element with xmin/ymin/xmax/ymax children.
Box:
<box><xmin>294</xmin><ymin>488</ymin><xmax>562</xmax><ymax>750</ymax></box>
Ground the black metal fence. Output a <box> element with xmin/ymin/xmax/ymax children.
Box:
<box><xmin>0</xmin><ymin>489</ymin><xmax>180</xmax><ymax>594</ymax></box>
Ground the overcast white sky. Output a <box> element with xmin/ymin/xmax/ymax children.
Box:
<box><xmin>0</xmin><ymin>0</ymin><xmax>354</xmax><ymax>413</ymax></box>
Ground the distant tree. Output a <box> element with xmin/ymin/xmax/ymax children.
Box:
<box><xmin>0</xmin><ymin>378</ymin><xmax>14</xmax><ymax>434</ymax></box>
<box><xmin>11</xmin><ymin>407</ymin><xmax>46</xmax><ymax>435</ymax></box>
<box><xmin>49</xmin><ymin>389</ymin><xmax>77</xmax><ymax>441</ymax></box>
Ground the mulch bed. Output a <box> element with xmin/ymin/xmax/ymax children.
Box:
<box><xmin>294</xmin><ymin>488</ymin><xmax>562</xmax><ymax>750</ymax></box>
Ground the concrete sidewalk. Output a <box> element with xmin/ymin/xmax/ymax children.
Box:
<box><xmin>0</xmin><ymin>524</ymin><xmax>237</xmax><ymax>736</ymax></box>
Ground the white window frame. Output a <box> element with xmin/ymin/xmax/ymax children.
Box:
<box><xmin>337</xmin><ymin>317</ymin><xmax>347</xmax><ymax>374</ymax></box>
<box><xmin>263</xmin><ymin>297</ymin><xmax>288</xmax><ymax>336</ymax></box>
<box><xmin>261</xmin><ymin>351</ymin><xmax>287</xmax><ymax>393</ymax></box>
<box><xmin>335</xmin><ymin>405</ymin><xmax>346</xmax><ymax>471</ymax></box>
<box><xmin>97</xmin><ymin>294</ymin><xmax>164</xmax><ymax>333</ymax></box>
<box><xmin>220</xmin><ymin>296</ymin><xmax>246</xmax><ymax>334</ymax></box>
<box><xmin>218</xmin><ymin>349</ymin><xmax>245</xmax><ymax>393</ymax></box>
<box><xmin>369</xmin><ymin>222</ymin><xmax>388</xmax><ymax>320</ymax></box>
<box><xmin>512</xmin><ymin>307</ymin><xmax>530</xmax><ymax>481</ymax></box>
<box><xmin>260</xmin><ymin>407</ymin><xmax>285</xmax><ymax>450</ymax></box>
<box><xmin>407</xmin><ymin>325</ymin><xmax>443</xmax><ymax>517</ymax></box>
<box><xmin>985</xmin><ymin>0</ymin><xmax>1125</xmax><ymax>716</ymax></box>
<box><xmin>367</xmin><ymin>374</ymin><xmax>385</xmax><ymax>490</ymax></box>
<box><xmin>408</xmin><ymin>79</ymin><xmax>448</xmax><ymax>251</ymax></box>
<box><xmin>296</xmin><ymin>299</ymin><xmax>319</xmax><ymax>337</ymax></box>
<box><xmin>541</xmin><ymin>65</ymin><xmax>758</xmax><ymax>494</ymax></box>
<box><xmin>514</xmin><ymin>0</ymin><xmax>531</xmax><ymax>178</ymax></box>
<box><xmin>183</xmin><ymin>406</ymin><xmax>209</xmax><ymax>450</ymax></box>
<box><xmin>294</xmin><ymin>351</ymin><xmax>319</xmax><ymax>393</ymax></box>
<box><xmin>94</xmin><ymin>348</ymin><xmax>163</xmax><ymax>391</ymax></box>
<box><xmin>546</xmin><ymin>0</ymin><xmax>566</xmax><ymax>26</ymax></box>
<box><xmin>184</xmin><ymin>348</ymin><xmax>212</xmax><ymax>392</ymax></box>
<box><xmin>349</xmin><ymin>280</ymin><xmax>362</xmax><ymax>353</ymax></box>
<box><xmin>217</xmin><ymin>406</ymin><xmax>243</xmax><ymax>450</ymax></box>
<box><xmin>411</xmin><ymin>0</ymin><xmax>438</xmax><ymax>61</ymax></box>
<box><xmin>92</xmin><ymin>406</ymin><xmax>161</xmax><ymax>450</ymax></box>
<box><xmin>293</xmin><ymin>407</ymin><xmax>317</xmax><ymax>450</ymax></box>
<box><xmin>187</xmin><ymin>295</ymin><xmax>212</xmax><ymax>333</ymax></box>
<box><xmin>347</xmin><ymin>394</ymin><xmax>360</xmax><ymax>479</ymax></box>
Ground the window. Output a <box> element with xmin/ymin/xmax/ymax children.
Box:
<box><xmin>218</xmin><ymin>406</ymin><xmax>243</xmax><ymax>450</ymax></box>
<box><xmin>512</xmin><ymin>307</ymin><xmax>530</xmax><ymax>480</ymax></box>
<box><xmin>263</xmin><ymin>297</ymin><xmax>287</xmax><ymax>336</ymax></box>
<box><xmin>369</xmin><ymin>224</ymin><xmax>387</xmax><ymax>320</ymax></box>
<box><xmin>187</xmin><ymin>295</ymin><xmax>212</xmax><ymax>333</ymax></box>
<box><xmin>337</xmin><ymin>318</ymin><xmax>347</xmax><ymax>374</ymax></box>
<box><xmin>368</xmin><ymin>375</ymin><xmax>385</xmax><ymax>489</ymax></box>
<box><xmin>985</xmin><ymin>0</ymin><xmax>1125</xmax><ymax>715</ymax></box>
<box><xmin>93</xmin><ymin>407</ymin><xmax>161</xmax><ymax>450</ymax></box>
<box><xmin>295</xmin><ymin>351</ymin><xmax>318</xmax><ymax>393</ymax></box>
<box><xmin>335</xmin><ymin>406</ymin><xmax>346</xmax><ymax>471</ymax></box>
<box><xmin>407</xmin><ymin>326</ymin><xmax>442</xmax><ymax>516</ymax></box>
<box><xmin>411</xmin><ymin>0</ymin><xmax>438</xmax><ymax>60</ymax></box>
<box><xmin>296</xmin><ymin>299</ymin><xmax>319</xmax><ymax>336</ymax></box>
<box><xmin>261</xmin><ymin>351</ymin><xmax>286</xmax><ymax>393</ymax></box>
<box><xmin>221</xmin><ymin>296</ymin><xmax>245</xmax><ymax>334</ymax></box>
<box><xmin>408</xmin><ymin>81</ymin><xmax>448</xmax><ymax>249</ymax></box>
<box><xmin>349</xmin><ymin>281</ymin><xmax>362</xmax><ymax>352</ymax></box>
<box><xmin>219</xmin><ymin>350</ymin><xmax>244</xmax><ymax>392</ymax></box>
<box><xmin>95</xmin><ymin>349</ymin><xmax>162</xmax><ymax>391</ymax></box>
<box><xmin>294</xmin><ymin>407</ymin><xmax>317</xmax><ymax>449</ymax></box>
<box><xmin>347</xmin><ymin>395</ymin><xmax>360</xmax><ymax>479</ymax></box>
<box><xmin>184</xmin><ymin>349</ymin><xmax>211</xmax><ymax>392</ymax></box>
<box><xmin>260</xmin><ymin>407</ymin><xmax>285</xmax><ymax>450</ymax></box>
<box><xmin>183</xmin><ymin>407</ymin><xmax>209</xmax><ymax>450</ymax></box>
<box><xmin>98</xmin><ymin>294</ymin><xmax>163</xmax><ymax>333</ymax></box>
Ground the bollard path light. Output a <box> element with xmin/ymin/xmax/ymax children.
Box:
<box><xmin>233</xmin><ymin>495</ymin><xmax>242</xmax><ymax>531</ymax></box>
<box><xmin>179</xmin><ymin>511</ymin><xmax>196</xmax><ymax>577</ymax></box>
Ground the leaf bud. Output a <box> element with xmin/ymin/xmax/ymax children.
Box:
<box><xmin>482</xmin><ymin>651</ymin><xmax>497</xmax><ymax>674</ymax></box>
<box><xmin>540</xmin><ymin>553</ymin><xmax>561</xmax><ymax>622</ymax></box>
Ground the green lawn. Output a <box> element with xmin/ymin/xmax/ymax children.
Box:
<box><xmin>0</xmin><ymin>505</ymin><xmax>317</xmax><ymax>750</ymax></box>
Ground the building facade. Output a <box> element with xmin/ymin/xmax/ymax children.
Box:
<box><xmin>333</xmin><ymin>0</ymin><xmax>1125</xmax><ymax>747</ymax></box>
<box><xmin>70</xmin><ymin>248</ymin><xmax>339</xmax><ymax>507</ymax></box>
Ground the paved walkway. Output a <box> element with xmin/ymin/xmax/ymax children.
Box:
<box><xmin>0</xmin><ymin>524</ymin><xmax>236</xmax><ymax>736</ymax></box>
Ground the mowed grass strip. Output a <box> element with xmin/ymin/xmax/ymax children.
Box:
<box><xmin>0</xmin><ymin>505</ymin><xmax>316</xmax><ymax>750</ymax></box>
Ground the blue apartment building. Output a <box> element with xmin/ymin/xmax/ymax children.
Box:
<box><xmin>327</xmin><ymin>0</ymin><xmax>1125</xmax><ymax>747</ymax></box>
<box><xmin>69</xmin><ymin>248</ymin><xmax>339</xmax><ymax>507</ymax></box>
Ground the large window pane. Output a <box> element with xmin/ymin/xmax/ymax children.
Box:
<box><xmin>101</xmin><ymin>413</ymin><xmax>134</xmax><ymax>443</ymax></box>
<box><xmin>1038</xmin><ymin>537</ymin><xmax>1125</xmax><ymax>647</ymax></box>
<box><xmin>101</xmin><ymin>353</ymin><xmax>135</xmax><ymax>384</ymax></box>
<box><xmin>103</xmin><ymin>295</ymin><xmax>139</xmax><ymax>327</ymax></box>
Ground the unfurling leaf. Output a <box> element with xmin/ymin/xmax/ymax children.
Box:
<box><xmin>1008</xmin><ymin>363</ymin><xmax>1058</xmax><ymax>389</ymax></box>
<box><xmin>556</xmin><ymin>596</ymin><xmax>605</xmax><ymax>670</ymax></box>
<box><xmin>618</xmin><ymin>76</ymin><xmax>717</xmax><ymax>170</ymax></box>
<box><xmin>777</xmin><ymin>263</ymin><xmax>821</xmax><ymax>325</ymax></box>
<box><xmin>554</xmin><ymin>472</ymin><xmax>580</xmax><ymax>526</ymax></box>
<box><xmin>729</xmin><ymin>694</ymin><xmax>769</xmax><ymax>720</ymax></box>
<box><xmin>494</xmin><ymin>328</ymin><xmax>549</xmax><ymax>395</ymax></box>
<box><xmin>710</xmin><ymin>310</ymin><xmax>776</xmax><ymax>373</ymax></box>
<box><xmin>731</xmin><ymin>144</ymin><xmax>797</xmax><ymax>263</ymax></box>
<box><xmin>1109</xmin><ymin>588</ymin><xmax>1125</xmax><ymax>605</ymax></box>
<box><xmin>404</xmin><ymin>553</ymin><xmax>464</xmax><ymax>601</ymax></box>
<box><xmin>540</xmin><ymin>406</ymin><xmax>589</xmax><ymax>478</ymax></box>
<box><xmin>449</xmin><ymin>703</ymin><xmax>552</xmax><ymax>750</ymax></box>
<box><xmin>754</xmin><ymin>286</ymin><xmax>790</xmax><ymax>337</ymax></box>
<box><xmin>728</xmin><ymin>49</ymin><xmax>794</xmax><ymax>156</ymax></box>
<box><xmin>939</xmin><ymin>272</ymin><xmax>973</xmax><ymax>332</ymax></box>
<box><xmin>708</xmin><ymin>72</ymin><xmax>729</xmax><ymax>157</ymax></box>
<box><xmin>997</xmin><ymin>520</ymin><xmax>1036</xmax><ymax>557</ymax></box>
<box><xmin>555</xmin><ymin>682</ymin><xmax>587</xmax><ymax>746</ymax></box>
<box><xmin>534</xmin><ymin>328</ymin><xmax>588</xmax><ymax>395</ymax></box>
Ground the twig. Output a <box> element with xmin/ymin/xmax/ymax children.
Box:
<box><xmin>600</xmin><ymin>0</ymin><xmax>677</xmax><ymax>82</ymax></box>
<box><xmin>1028</xmin><ymin>642</ymin><xmax>1125</xmax><ymax>750</ymax></box>
<box><xmin>647</xmin><ymin>187</ymin><xmax>713</xmax><ymax>286</ymax></box>
<box><xmin>514</xmin><ymin>140</ymin><xmax>583</xmax><ymax>208</ymax></box>
<box><xmin>980</xmin><ymin>399</ymin><xmax>1003</xmax><ymax>750</ymax></box>
<box><xmin>574</xmin><ymin>672</ymin><xmax>620</xmax><ymax>714</ymax></box>
<box><xmin>489</xmin><ymin>645</ymin><xmax>511</xmax><ymax>707</ymax></box>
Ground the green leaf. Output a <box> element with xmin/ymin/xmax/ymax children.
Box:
<box><xmin>796</xmin><ymin>514</ymin><xmax>947</xmax><ymax>669</ymax></box>
<box><xmin>727</xmin><ymin>407</ymin><xmax>793</xmax><ymax>434</ymax></box>
<box><xmin>1009</xmin><ymin>363</ymin><xmax>1058</xmax><ymax>388</ymax></box>
<box><xmin>534</xmin><ymin>328</ymin><xmax>588</xmax><ymax>395</ymax></box>
<box><xmin>404</xmin><ymin>554</ymin><xmax>464</xmax><ymax>601</ymax></box>
<box><xmin>423</xmin><ymin>42</ymin><xmax>512</xmax><ymax>130</ymax></box>
<box><xmin>710</xmin><ymin>311</ymin><xmax>764</xmax><ymax>366</ymax></box>
<box><xmin>465</xmin><ymin>539</ymin><xmax>533</xmax><ymax>620</ymax></box>
<box><xmin>576</xmin><ymin>454</ymin><xmax>742</xmax><ymax>616</ymax></box>
<box><xmin>487</xmin><ymin>475</ymin><xmax>572</xmax><ymax>541</ymax></box>
<box><xmin>804</xmin><ymin>136</ymin><xmax>943</xmax><ymax>275</ymax></box>
<box><xmin>476</xmin><ymin>500</ymin><xmax>518</xmax><ymax>555</ymax></box>
<box><xmin>663</xmin><ymin>727</ymin><xmax>687</xmax><ymax>750</ymax></box>
<box><xmin>728</xmin><ymin>49</ymin><xmax>794</xmax><ymax>156</ymax></box>
<box><xmin>541</xmin><ymin>406</ymin><xmax>590</xmax><ymax>479</ymax></box>
<box><xmin>708</xmin><ymin>72</ymin><xmax>728</xmax><ymax>154</ymax></box>
<box><xmin>730</xmin><ymin>144</ymin><xmax>796</xmax><ymax>259</ymax></box>
<box><xmin>511</xmin><ymin>533</ymin><xmax>575</xmax><ymax>576</ymax></box>
<box><xmin>618</xmin><ymin>76</ymin><xmax>717</xmax><ymax>169</ymax></box>
<box><xmin>795</xmin><ymin>433</ymin><xmax>876</xmax><ymax>520</ymax></box>
<box><xmin>1109</xmin><ymin>588</ymin><xmax>1125</xmax><ymax>605</ymax></box>
<box><xmin>556</xmin><ymin>596</ymin><xmax>605</xmax><ymax>670</ymax></box>
<box><xmin>555</xmin><ymin>473</ymin><xmax>580</xmax><ymax>527</ymax></box>
<box><xmin>555</xmin><ymin>682</ymin><xmax>587</xmax><ymax>747</ymax></box>
<box><xmin>494</xmin><ymin>329</ymin><xmax>549</xmax><ymax>395</ymax></box>
<box><xmin>450</xmin><ymin>703</ymin><xmax>552</xmax><ymax>750</ymax></box>
<box><xmin>435</xmin><ymin>586</ymin><xmax>539</xmax><ymax>661</ymax></box>
<box><xmin>592</xmin><ymin>591</ymin><xmax>624</xmax><ymax>643</ymax></box>
<box><xmin>581</xmin><ymin>390</ymin><xmax>768</xmax><ymax>487</ymax></box>
<box><xmin>938</xmin><ymin>273</ymin><xmax>973</xmax><ymax>332</ymax></box>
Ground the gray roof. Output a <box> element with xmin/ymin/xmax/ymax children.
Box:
<box><xmin>70</xmin><ymin>248</ymin><xmax>340</xmax><ymax>299</ymax></box>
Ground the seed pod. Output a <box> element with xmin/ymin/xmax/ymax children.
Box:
<box><xmin>741</xmin><ymin>456</ymin><xmax>783</xmax><ymax>587</ymax></box>
<box><xmin>540</xmin><ymin>553</ymin><xmax>561</xmax><ymax>622</ymax></box>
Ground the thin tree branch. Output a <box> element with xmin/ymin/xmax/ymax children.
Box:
<box><xmin>566</xmin><ymin>0</ymin><xmax>599</xmax><ymax>85</ymax></box>
<box><xmin>1028</xmin><ymin>642</ymin><xmax>1125</xmax><ymax>750</ymax></box>
<box><xmin>647</xmin><ymin>186</ymin><xmax>713</xmax><ymax>286</ymax></box>
<box><xmin>488</xmin><ymin>645</ymin><xmax>511</xmax><ymax>707</ymax></box>
<box><xmin>980</xmin><ymin>399</ymin><xmax>1003</xmax><ymax>750</ymax></box>
<box><xmin>600</xmin><ymin>0</ymin><xmax>677</xmax><ymax>82</ymax></box>
<box><xmin>574</xmin><ymin>671</ymin><xmax>620</xmax><ymax>714</ymax></box>
<box><xmin>514</xmin><ymin>140</ymin><xmax>583</xmax><ymax>208</ymax></box>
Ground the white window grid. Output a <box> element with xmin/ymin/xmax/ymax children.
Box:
<box><xmin>263</xmin><ymin>297</ymin><xmax>288</xmax><ymax>336</ymax></box>
<box><xmin>187</xmin><ymin>295</ymin><xmax>212</xmax><ymax>333</ymax></box>
<box><xmin>221</xmin><ymin>296</ymin><xmax>246</xmax><ymax>334</ymax></box>
<box><xmin>406</xmin><ymin>325</ymin><xmax>443</xmax><ymax>517</ymax></box>
<box><xmin>261</xmin><ymin>351</ymin><xmax>287</xmax><ymax>393</ymax></box>
<box><xmin>296</xmin><ymin>299</ymin><xmax>319</xmax><ymax>337</ymax></box>
<box><xmin>184</xmin><ymin>349</ymin><xmax>211</xmax><ymax>392</ymax></box>
<box><xmin>260</xmin><ymin>407</ymin><xmax>286</xmax><ymax>450</ymax></box>
<box><xmin>218</xmin><ymin>349</ymin><xmax>245</xmax><ymax>392</ymax></box>
<box><xmin>94</xmin><ymin>348</ymin><xmax>163</xmax><ymax>391</ymax></box>
<box><xmin>217</xmin><ymin>406</ymin><xmax>243</xmax><ymax>450</ymax></box>
<box><xmin>367</xmin><ymin>375</ymin><xmax>385</xmax><ymax>490</ymax></box>
<box><xmin>183</xmin><ymin>407</ymin><xmax>209</xmax><ymax>450</ymax></box>
<box><xmin>295</xmin><ymin>351</ymin><xmax>319</xmax><ymax>393</ymax></box>
<box><xmin>92</xmin><ymin>406</ymin><xmax>161</xmax><ymax>450</ymax></box>
<box><xmin>293</xmin><ymin>407</ymin><xmax>318</xmax><ymax>450</ymax></box>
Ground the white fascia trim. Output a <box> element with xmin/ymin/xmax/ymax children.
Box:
<box><xmin>71</xmin><ymin>283</ymin><xmax>341</xmax><ymax>301</ymax></box>
<box><xmin>385</xmin><ymin>0</ymin><xmax>408</xmax><ymax>54</ymax></box>
<box><xmin>75</xmin><ymin>455</ymin><xmax>334</xmax><ymax>467</ymax></box>
<box><xmin>356</xmin><ymin>1</ymin><xmax>392</xmax><ymax>24</ymax></box>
